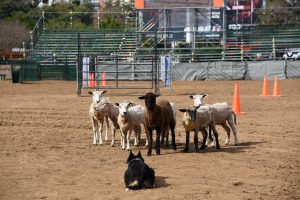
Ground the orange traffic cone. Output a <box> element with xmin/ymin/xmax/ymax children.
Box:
<box><xmin>88</xmin><ymin>73</ymin><xmax>95</xmax><ymax>88</ymax></box>
<box><xmin>232</xmin><ymin>82</ymin><xmax>246</xmax><ymax>115</ymax></box>
<box><xmin>260</xmin><ymin>75</ymin><xmax>269</xmax><ymax>97</ymax></box>
<box><xmin>272</xmin><ymin>75</ymin><xmax>281</xmax><ymax>97</ymax></box>
<box><xmin>102</xmin><ymin>72</ymin><xmax>106</xmax><ymax>87</ymax></box>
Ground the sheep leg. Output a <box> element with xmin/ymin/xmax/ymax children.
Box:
<box><xmin>228</xmin><ymin>119</ymin><xmax>239</xmax><ymax>145</ymax></box>
<box><xmin>145</xmin><ymin>130</ymin><xmax>149</xmax><ymax>147</ymax></box>
<box><xmin>104</xmin><ymin>116</ymin><xmax>110</xmax><ymax>142</ymax></box>
<box><xmin>184</xmin><ymin>131</ymin><xmax>190</xmax><ymax>152</ymax></box>
<box><xmin>206</xmin><ymin>127</ymin><xmax>214</xmax><ymax>147</ymax></box>
<box><xmin>194</xmin><ymin>129</ymin><xmax>199</xmax><ymax>153</ymax></box>
<box><xmin>170</xmin><ymin>124</ymin><xmax>176</xmax><ymax>151</ymax></box>
<box><xmin>92</xmin><ymin>118</ymin><xmax>99</xmax><ymax>145</ymax></box>
<box><xmin>147</xmin><ymin>129</ymin><xmax>153</xmax><ymax>156</ymax></box>
<box><xmin>155</xmin><ymin>129</ymin><xmax>161</xmax><ymax>155</ymax></box>
<box><xmin>143</xmin><ymin>123</ymin><xmax>149</xmax><ymax>147</ymax></box>
<box><xmin>134</xmin><ymin>127</ymin><xmax>141</xmax><ymax>147</ymax></box>
<box><xmin>126</xmin><ymin>130</ymin><xmax>131</xmax><ymax>151</ymax></box>
<box><xmin>161</xmin><ymin>126</ymin><xmax>169</xmax><ymax>148</ymax></box>
<box><xmin>199</xmin><ymin>128</ymin><xmax>208</xmax><ymax>150</ymax></box>
<box><xmin>161</xmin><ymin>134</ymin><xmax>165</xmax><ymax>145</ymax></box>
<box><xmin>111</xmin><ymin>127</ymin><xmax>116</xmax><ymax>147</ymax></box>
<box><xmin>120</xmin><ymin>129</ymin><xmax>126</xmax><ymax>150</ymax></box>
<box><xmin>221</xmin><ymin>123</ymin><xmax>231</xmax><ymax>145</ymax></box>
<box><xmin>210</xmin><ymin>125</ymin><xmax>221</xmax><ymax>149</ymax></box>
<box><xmin>98</xmin><ymin>120</ymin><xmax>104</xmax><ymax>145</ymax></box>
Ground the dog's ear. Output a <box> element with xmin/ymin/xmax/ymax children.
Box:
<box><xmin>129</xmin><ymin>150</ymin><xmax>134</xmax><ymax>157</ymax></box>
<box><xmin>137</xmin><ymin>151</ymin><xmax>144</xmax><ymax>162</ymax></box>
<box><xmin>127</xmin><ymin>150</ymin><xmax>134</xmax><ymax>163</ymax></box>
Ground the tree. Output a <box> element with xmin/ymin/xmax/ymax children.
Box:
<box><xmin>256</xmin><ymin>0</ymin><xmax>300</xmax><ymax>25</ymax></box>
<box><xmin>0</xmin><ymin>20</ymin><xmax>29</xmax><ymax>52</ymax></box>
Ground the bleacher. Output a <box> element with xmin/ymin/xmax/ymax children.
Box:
<box><xmin>225</xmin><ymin>25</ymin><xmax>300</xmax><ymax>61</ymax></box>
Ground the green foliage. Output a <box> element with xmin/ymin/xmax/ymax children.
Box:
<box><xmin>257</xmin><ymin>0</ymin><xmax>300</xmax><ymax>25</ymax></box>
<box><xmin>0</xmin><ymin>0</ymin><xmax>31</xmax><ymax>19</ymax></box>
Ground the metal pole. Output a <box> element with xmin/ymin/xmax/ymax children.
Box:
<box><xmin>223</xmin><ymin>7</ymin><xmax>226</xmax><ymax>51</ymax></box>
<box><xmin>116</xmin><ymin>54</ymin><xmax>119</xmax><ymax>88</ymax></box>
<box><xmin>76</xmin><ymin>33</ymin><xmax>82</xmax><ymax>96</ymax></box>
<box><xmin>97</xmin><ymin>11</ymin><xmax>100</xmax><ymax>29</ymax></box>
<box><xmin>272</xmin><ymin>37</ymin><xmax>276</xmax><ymax>60</ymax></box>
<box><xmin>164</xmin><ymin>9</ymin><xmax>167</xmax><ymax>53</ymax></box>
<box><xmin>29</xmin><ymin>31</ymin><xmax>33</xmax><ymax>51</ymax></box>
<box><xmin>154</xmin><ymin>32</ymin><xmax>160</xmax><ymax>95</ymax></box>
<box><xmin>70</xmin><ymin>11</ymin><xmax>73</xmax><ymax>29</ymax></box>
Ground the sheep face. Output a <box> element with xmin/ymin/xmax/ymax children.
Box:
<box><xmin>88</xmin><ymin>90</ymin><xmax>107</xmax><ymax>104</ymax></box>
<box><xmin>179</xmin><ymin>106</ymin><xmax>198</xmax><ymax>121</ymax></box>
<box><xmin>116</xmin><ymin>102</ymin><xmax>134</xmax><ymax>117</ymax></box>
<box><xmin>94</xmin><ymin>97</ymin><xmax>110</xmax><ymax>112</ymax></box>
<box><xmin>189</xmin><ymin>94</ymin><xmax>207</xmax><ymax>106</ymax></box>
<box><xmin>138</xmin><ymin>92</ymin><xmax>160</xmax><ymax>110</ymax></box>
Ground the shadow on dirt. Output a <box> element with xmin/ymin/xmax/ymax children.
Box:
<box><xmin>154</xmin><ymin>176</ymin><xmax>170</xmax><ymax>188</ymax></box>
<box><xmin>168</xmin><ymin>140</ymin><xmax>267</xmax><ymax>154</ymax></box>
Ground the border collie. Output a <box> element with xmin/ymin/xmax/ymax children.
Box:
<box><xmin>124</xmin><ymin>151</ymin><xmax>155</xmax><ymax>191</ymax></box>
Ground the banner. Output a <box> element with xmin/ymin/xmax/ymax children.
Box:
<box><xmin>82</xmin><ymin>57</ymin><xmax>90</xmax><ymax>87</ymax></box>
<box><xmin>160</xmin><ymin>55</ymin><xmax>171</xmax><ymax>86</ymax></box>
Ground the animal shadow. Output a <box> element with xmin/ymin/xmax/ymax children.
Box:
<box><xmin>154</xmin><ymin>176</ymin><xmax>170</xmax><ymax>188</ymax></box>
<box><xmin>175</xmin><ymin>140</ymin><xmax>266</xmax><ymax>154</ymax></box>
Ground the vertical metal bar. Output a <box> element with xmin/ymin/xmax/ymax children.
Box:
<box><xmin>151</xmin><ymin>55</ymin><xmax>154</xmax><ymax>89</ymax></box>
<box><xmin>154</xmin><ymin>32</ymin><xmax>159</xmax><ymax>94</ymax></box>
<box><xmin>94</xmin><ymin>56</ymin><xmax>97</xmax><ymax>87</ymax></box>
<box><xmin>76</xmin><ymin>32</ymin><xmax>82</xmax><ymax>96</ymax></box>
<box><xmin>97</xmin><ymin>11</ymin><xmax>100</xmax><ymax>29</ymax></box>
<box><xmin>272</xmin><ymin>37</ymin><xmax>276</xmax><ymax>60</ymax></box>
<box><xmin>223</xmin><ymin>7</ymin><xmax>226</xmax><ymax>55</ymax></box>
<box><xmin>116</xmin><ymin>54</ymin><xmax>119</xmax><ymax>88</ymax></box>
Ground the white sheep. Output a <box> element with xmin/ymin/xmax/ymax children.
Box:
<box><xmin>179</xmin><ymin>105</ymin><xmax>220</xmax><ymax>153</ymax></box>
<box><xmin>189</xmin><ymin>94</ymin><xmax>239</xmax><ymax>146</ymax></box>
<box><xmin>115</xmin><ymin>102</ymin><xmax>148</xmax><ymax>150</ymax></box>
<box><xmin>88</xmin><ymin>90</ymin><xmax>110</xmax><ymax>145</ymax></box>
<box><xmin>94</xmin><ymin>97</ymin><xmax>120</xmax><ymax>147</ymax></box>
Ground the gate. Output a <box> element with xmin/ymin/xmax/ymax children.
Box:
<box><xmin>76</xmin><ymin>54</ymin><xmax>159</xmax><ymax>96</ymax></box>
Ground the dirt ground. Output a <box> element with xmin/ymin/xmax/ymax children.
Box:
<box><xmin>0</xmin><ymin>80</ymin><xmax>299</xmax><ymax>200</ymax></box>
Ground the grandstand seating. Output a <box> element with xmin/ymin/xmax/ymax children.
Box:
<box><xmin>28</xmin><ymin>25</ymin><xmax>300</xmax><ymax>65</ymax></box>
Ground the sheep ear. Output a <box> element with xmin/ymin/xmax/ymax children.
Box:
<box><xmin>102</xmin><ymin>90</ymin><xmax>107</xmax><ymax>94</ymax></box>
<box><xmin>115</xmin><ymin>103</ymin><xmax>119</xmax><ymax>107</ymax></box>
<box><xmin>189</xmin><ymin>95</ymin><xmax>194</xmax><ymax>99</ymax></box>
<box><xmin>179</xmin><ymin>109</ymin><xmax>187</xmax><ymax>112</ymax></box>
<box><xmin>201</xmin><ymin>94</ymin><xmax>208</xmax><ymax>99</ymax></box>
<box><xmin>127</xmin><ymin>103</ymin><xmax>133</xmax><ymax>108</ymax></box>
<box><xmin>88</xmin><ymin>91</ymin><xmax>93</xmax><ymax>95</ymax></box>
<box><xmin>155</xmin><ymin>94</ymin><xmax>161</xmax><ymax>97</ymax></box>
<box><xmin>138</xmin><ymin>96</ymin><xmax>145</xmax><ymax>100</ymax></box>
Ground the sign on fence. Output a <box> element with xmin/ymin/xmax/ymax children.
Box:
<box><xmin>160</xmin><ymin>55</ymin><xmax>171</xmax><ymax>87</ymax></box>
<box><xmin>82</xmin><ymin>57</ymin><xmax>90</xmax><ymax>87</ymax></box>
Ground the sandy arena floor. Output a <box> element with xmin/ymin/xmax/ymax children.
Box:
<box><xmin>0</xmin><ymin>80</ymin><xmax>299</xmax><ymax>200</ymax></box>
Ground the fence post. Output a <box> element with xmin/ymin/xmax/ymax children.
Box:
<box><xmin>272</xmin><ymin>37</ymin><xmax>276</xmax><ymax>60</ymax></box>
<box><xmin>97</xmin><ymin>11</ymin><xmax>100</xmax><ymax>29</ymax></box>
<box><xmin>154</xmin><ymin>32</ymin><xmax>160</xmax><ymax>95</ymax></box>
<box><xmin>29</xmin><ymin>31</ymin><xmax>33</xmax><ymax>51</ymax></box>
<box><xmin>76</xmin><ymin>33</ymin><xmax>82</xmax><ymax>96</ymax></box>
<box><xmin>70</xmin><ymin>11</ymin><xmax>73</xmax><ymax>29</ymax></box>
<box><xmin>241</xmin><ymin>42</ymin><xmax>244</xmax><ymax>61</ymax></box>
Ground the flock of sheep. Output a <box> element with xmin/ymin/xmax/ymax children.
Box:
<box><xmin>89</xmin><ymin>90</ymin><xmax>239</xmax><ymax>156</ymax></box>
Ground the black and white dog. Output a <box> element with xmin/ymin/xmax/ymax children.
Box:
<box><xmin>124</xmin><ymin>151</ymin><xmax>155</xmax><ymax>191</ymax></box>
